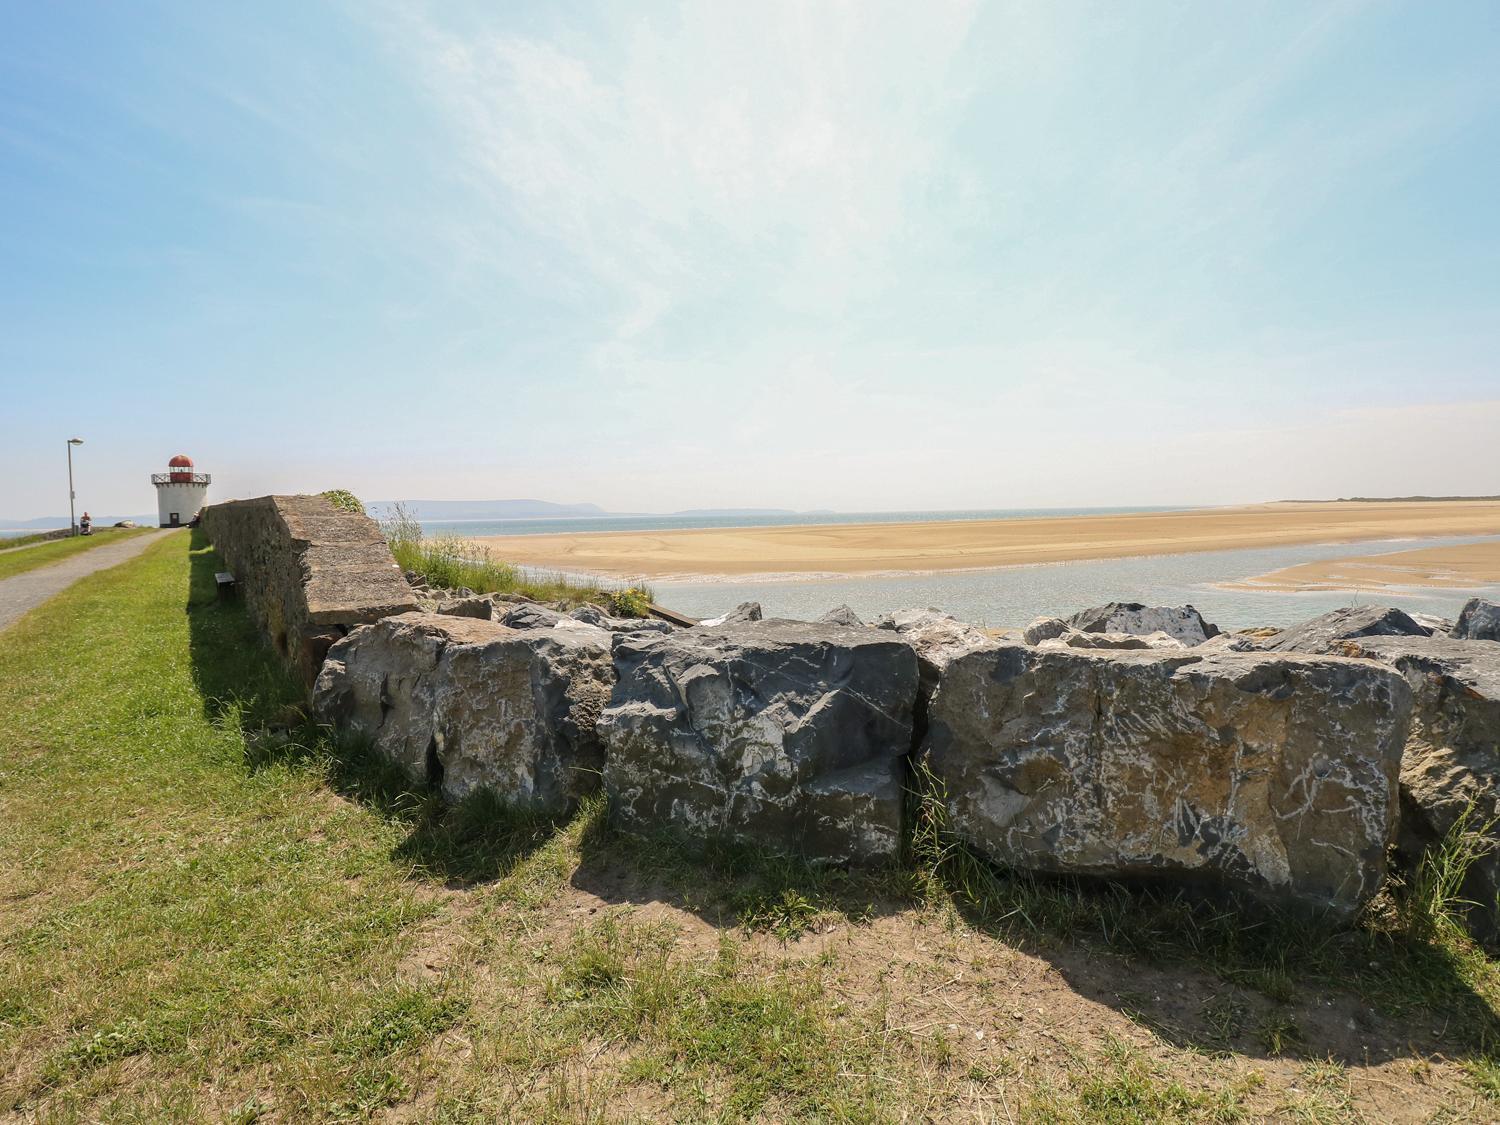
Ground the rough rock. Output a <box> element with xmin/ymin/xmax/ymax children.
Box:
<box><xmin>1410</xmin><ymin>613</ymin><xmax>1455</xmax><ymax>635</ymax></box>
<box><xmin>1022</xmin><ymin>616</ymin><xmax>1071</xmax><ymax>646</ymax></box>
<box><xmin>697</xmin><ymin>601</ymin><xmax>763</xmax><ymax>628</ymax></box>
<box><xmin>572</xmin><ymin>603</ymin><xmax>674</xmax><ymax>635</ymax></box>
<box><xmin>1338</xmin><ymin>635</ymin><xmax>1500</xmax><ymax>944</ymax></box>
<box><xmin>923</xmin><ymin>643</ymin><xmax>1411</xmax><ymax>918</ymax></box>
<box><xmin>499</xmin><ymin>603</ymin><xmax>566</xmax><ymax>631</ymax></box>
<box><xmin>437</xmin><ymin>594</ymin><xmax>493</xmax><ymax>620</ymax></box>
<box><xmin>597</xmin><ymin>620</ymin><xmax>920</xmax><ymax>864</ymax></box>
<box><xmin>1452</xmin><ymin>598</ymin><xmax>1500</xmax><ymax>643</ymax></box>
<box><xmin>113</xmin><ymin>520</ymin><xmax>137</xmax><ymax>528</ymax></box>
<box><xmin>1265</xmin><ymin>605</ymin><xmax>1430</xmax><ymax>654</ymax></box>
<box><xmin>1064</xmin><ymin>602</ymin><xmax>1219</xmax><ymax>646</ymax></box>
<box><xmin>1043</xmin><ymin>629</ymin><xmax>1186</xmax><ymax>651</ymax></box>
<box><xmin>817</xmin><ymin>604</ymin><xmax>866</xmax><ymax>628</ymax></box>
<box><xmin>312</xmin><ymin>612</ymin><xmax>614</xmax><ymax>814</ymax></box>
<box><xmin>1193</xmin><ymin>632</ymin><xmax>1266</xmax><ymax>653</ymax></box>
<box><xmin>570</xmin><ymin>605</ymin><xmax>610</xmax><ymax>626</ymax></box>
<box><xmin>871</xmin><ymin>607</ymin><xmax>992</xmax><ymax>713</ymax></box>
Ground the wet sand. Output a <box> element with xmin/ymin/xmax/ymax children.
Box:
<box><xmin>467</xmin><ymin>500</ymin><xmax>1500</xmax><ymax>580</ymax></box>
<box><xmin>1230</xmin><ymin>537</ymin><xmax>1500</xmax><ymax>592</ymax></box>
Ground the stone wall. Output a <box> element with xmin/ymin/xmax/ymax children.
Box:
<box><xmin>282</xmin><ymin>558</ymin><xmax>1500</xmax><ymax>931</ymax></box>
<box><xmin>201</xmin><ymin>494</ymin><xmax>417</xmax><ymax>684</ymax></box>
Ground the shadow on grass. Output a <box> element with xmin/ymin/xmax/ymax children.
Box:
<box><xmin>183</xmin><ymin>528</ymin><xmax>560</xmax><ymax>885</ymax></box>
<box><xmin>182</xmin><ymin>529</ymin><xmax>1500</xmax><ymax>1067</ymax></box>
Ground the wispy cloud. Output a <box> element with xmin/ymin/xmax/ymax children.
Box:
<box><xmin>381</xmin><ymin>1</ymin><xmax>981</xmax><ymax>352</ymax></box>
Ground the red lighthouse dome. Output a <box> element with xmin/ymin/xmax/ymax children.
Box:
<box><xmin>168</xmin><ymin>454</ymin><xmax>195</xmax><ymax>482</ymax></box>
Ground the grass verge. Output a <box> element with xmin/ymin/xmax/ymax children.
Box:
<box><xmin>2</xmin><ymin>531</ymin><xmax>1498</xmax><ymax>1120</ymax></box>
<box><xmin>0</xmin><ymin>527</ymin><xmax>154</xmax><ymax>580</ymax></box>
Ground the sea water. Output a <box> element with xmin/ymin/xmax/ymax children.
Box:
<box><xmin>644</xmin><ymin>535</ymin><xmax>1500</xmax><ymax>631</ymax></box>
<box><xmin>414</xmin><ymin>505</ymin><xmax>1187</xmax><ymax>539</ymax></box>
<box><xmin>403</xmin><ymin>507</ymin><xmax>1500</xmax><ymax>631</ymax></box>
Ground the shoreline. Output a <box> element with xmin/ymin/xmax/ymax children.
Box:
<box><xmin>1227</xmin><ymin>537</ymin><xmax>1500</xmax><ymax>594</ymax></box>
<box><xmin>469</xmin><ymin>500</ymin><xmax>1500</xmax><ymax>583</ymax></box>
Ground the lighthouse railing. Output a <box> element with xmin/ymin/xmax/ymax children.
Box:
<box><xmin>151</xmin><ymin>473</ymin><xmax>212</xmax><ymax>485</ymax></box>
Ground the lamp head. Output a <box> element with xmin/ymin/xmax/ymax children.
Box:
<box><xmin>68</xmin><ymin>437</ymin><xmax>83</xmax><ymax>445</ymax></box>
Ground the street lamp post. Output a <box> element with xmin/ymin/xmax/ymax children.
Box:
<box><xmin>66</xmin><ymin>437</ymin><xmax>84</xmax><ymax>536</ymax></box>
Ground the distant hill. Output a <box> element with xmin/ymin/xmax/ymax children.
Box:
<box><xmin>366</xmin><ymin>499</ymin><xmax>613</xmax><ymax>521</ymax></box>
<box><xmin>669</xmin><ymin>507</ymin><xmax>806</xmax><ymax>517</ymax></box>
<box><xmin>1282</xmin><ymin>495</ymin><xmax>1500</xmax><ymax>503</ymax></box>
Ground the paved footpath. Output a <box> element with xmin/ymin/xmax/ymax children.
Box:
<box><xmin>0</xmin><ymin>531</ymin><xmax>173</xmax><ymax>633</ymax></box>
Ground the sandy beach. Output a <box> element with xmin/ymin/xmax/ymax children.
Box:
<box><xmin>468</xmin><ymin>500</ymin><xmax>1500</xmax><ymax>580</ymax></box>
<box><xmin>1230</xmin><ymin>537</ymin><xmax>1500</xmax><ymax>592</ymax></box>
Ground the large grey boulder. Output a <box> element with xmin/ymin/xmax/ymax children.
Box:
<box><xmin>817</xmin><ymin>604</ymin><xmax>865</xmax><ymax>628</ymax></box>
<box><xmin>312</xmin><ymin>612</ymin><xmax>614</xmax><ymax>814</ymax></box>
<box><xmin>1265</xmin><ymin>605</ymin><xmax>1429</xmax><ymax>654</ymax></box>
<box><xmin>1340</xmin><ymin>636</ymin><xmax>1500</xmax><ymax>945</ymax></box>
<box><xmin>697</xmin><ymin>601</ymin><xmax>763</xmax><ymax>628</ymax></box>
<box><xmin>871</xmin><ymin>607</ymin><xmax>991</xmax><ymax>707</ymax></box>
<box><xmin>1022</xmin><ymin>617</ymin><xmax>1070</xmax><ymax>646</ymax></box>
<box><xmin>1042</xmin><ymin>629</ymin><xmax>1186</xmax><ymax>652</ymax></box>
<box><xmin>1452</xmin><ymin>598</ymin><xmax>1500</xmax><ymax>643</ymax></box>
<box><xmin>437</xmin><ymin>594</ymin><xmax>494</xmax><ymax>620</ymax></box>
<box><xmin>499</xmin><ymin>603</ymin><xmax>566</xmax><ymax>631</ymax></box>
<box><xmin>572</xmin><ymin>603</ymin><xmax>674</xmax><ymax>635</ymax></box>
<box><xmin>923</xmin><ymin>643</ymin><xmax>1411</xmax><ymax>919</ymax></box>
<box><xmin>1065</xmin><ymin>602</ymin><xmax>1219</xmax><ymax>646</ymax></box>
<box><xmin>597</xmin><ymin>620</ymin><xmax>920</xmax><ymax>864</ymax></box>
<box><xmin>1193</xmin><ymin>632</ymin><xmax>1265</xmax><ymax>653</ymax></box>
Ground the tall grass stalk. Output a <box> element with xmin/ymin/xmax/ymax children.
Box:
<box><xmin>1402</xmin><ymin>803</ymin><xmax>1498</xmax><ymax>942</ymax></box>
<box><xmin>378</xmin><ymin>502</ymin><xmax>652</xmax><ymax>611</ymax></box>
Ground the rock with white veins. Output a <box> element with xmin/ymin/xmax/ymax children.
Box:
<box><xmin>1022</xmin><ymin>616</ymin><xmax>1071</xmax><ymax>646</ymax></box>
<box><xmin>597</xmin><ymin>619</ymin><xmax>920</xmax><ymax>864</ymax></box>
<box><xmin>1339</xmin><ymin>635</ymin><xmax>1500</xmax><ymax>945</ymax></box>
<box><xmin>1064</xmin><ymin>602</ymin><xmax>1220</xmax><ymax>646</ymax></box>
<box><xmin>1452</xmin><ymin>598</ymin><xmax>1500</xmax><ymax>643</ymax></box>
<box><xmin>923</xmin><ymin>643</ymin><xmax>1412</xmax><ymax>918</ymax></box>
<box><xmin>1265</xmin><ymin>605</ymin><xmax>1429</xmax><ymax>653</ymax></box>
<box><xmin>870</xmin><ymin>607</ymin><xmax>992</xmax><ymax>707</ymax></box>
<box><xmin>312</xmin><ymin>612</ymin><xmax>614</xmax><ymax>814</ymax></box>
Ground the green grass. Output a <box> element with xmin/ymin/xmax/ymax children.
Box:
<box><xmin>381</xmin><ymin>502</ymin><xmax>650</xmax><ymax>612</ymax></box>
<box><xmin>0</xmin><ymin>529</ymin><xmax>69</xmax><ymax>551</ymax></box>
<box><xmin>3</xmin><ymin>531</ymin><xmax>1499</xmax><ymax>1119</ymax></box>
<box><xmin>0</xmin><ymin>533</ymin><xmax>917</xmax><ymax>1118</ymax></box>
<box><xmin>0</xmin><ymin>527</ymin><xmax>154</xmax><ymax>579</ymax></box>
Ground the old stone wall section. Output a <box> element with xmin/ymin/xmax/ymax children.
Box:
<box><xmin>200</xmin><ymin>494</ymin><xmax>417</xmax><ymax>683</ymax></box>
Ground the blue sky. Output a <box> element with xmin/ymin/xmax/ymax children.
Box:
<box><xmin>2</xmin><ymin>0</ymin><xmax>1497</xmax><ymax>519</ymax></box>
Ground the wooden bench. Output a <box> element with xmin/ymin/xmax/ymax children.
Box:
<box><xmin>215</xmin><ymin>571</ymin><xmax>237</xmax><ymax>599</ymax></box>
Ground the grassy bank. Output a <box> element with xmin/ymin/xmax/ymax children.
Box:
<box><xmin>1</xmin><ymin>532</ymin><xmax>1498</xmax><ymax>1120</ymax></box>
<box><xmin>381</xmin><ymin>504</ymin><xmax>650</xmax><ymax>614</ymax></box>
<box><xmin>0</xmin><ymin>527</ymin><xmax>153</xmax><ymax>580</ymax></box>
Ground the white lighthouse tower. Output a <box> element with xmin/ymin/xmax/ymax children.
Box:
<box><xmin>152</xmin><ymin>454</ymin><xmax>211</xmax><ymax>527</ymax></box>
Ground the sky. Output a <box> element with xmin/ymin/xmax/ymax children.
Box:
<box><xmin>2</xmin><ymin>0</ymin><xmax>1498</xmax><ymax>520</ymax></box>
